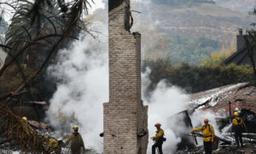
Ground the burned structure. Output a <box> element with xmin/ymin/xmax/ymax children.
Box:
<box><xmin>172</xmin><ymin>83</ymin><xmax>256</xmax><ymax>153</ymax></box>
<box><xmin>103</xmin><ymin>0</ymin><xmax>148</xmax><ymax>154</ymax></box>
<box><xmin>224</xmin><ymin>29</ymin><xmax>256</xmax><ymax>66</ymax></box>
<box><xmin>192</xmin><ymin>83</ymin><xmax>256</xmax><ymax>145</ymax></box>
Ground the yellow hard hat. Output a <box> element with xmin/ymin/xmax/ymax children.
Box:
<box><xmin>234</xmin><ymin>112</ymin><xmax>239</xmax><ymax>116</ymax></box>
<box><xmin>22</xmin><ymin>116</ymin><xmax>28</xmax><ymax>121</ymax></box>
<box><xmin>49</xmin><ymin>138</ymin><xmax>58</xmax><ymax>148</ymax></box>
<box><xmin>72</xmin><ymin>125</ymin><xmax>79</xmax><ymax>131</ymax></box>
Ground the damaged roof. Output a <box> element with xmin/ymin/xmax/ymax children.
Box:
<box><xmin>190</xmin><ymin>83</ymin><xmax>256</xmax><ymax>113</ymax></box>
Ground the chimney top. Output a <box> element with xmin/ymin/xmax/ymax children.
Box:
<box><xmin>238</xmin><ymin>28</ymin><xmax>243</xmax><ymax>35</ymax></box>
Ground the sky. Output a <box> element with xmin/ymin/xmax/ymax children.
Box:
<box><xmin>214</xmin><ymin>0</ymin><xmax>256</xmax><ymax>13</ymax></box>
<box><xmin>89</xmin><ymin>0</ymin><xmax>105</xmax><ymax>14</ymax></box>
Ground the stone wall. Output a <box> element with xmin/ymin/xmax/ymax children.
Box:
<box><xmin>104</xmin><ymin>1</ymin><xmax>148</xmax><ymax>154</ymax></box>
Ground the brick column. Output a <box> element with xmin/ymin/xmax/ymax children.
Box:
<box><xmin>103</xmin><ymin>1</ymin><xmax>148</xmax><ymax>154</ymax></box>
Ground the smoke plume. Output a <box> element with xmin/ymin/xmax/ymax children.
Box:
<box><xmin>47</xmin><ymin>7</ymin><xmax>108</xmax><ymax>152</ymax></box>
<box><xmin>142</xmin><ymin>69</ymin><xmax>190</xmax><ymax>153</ymax></box>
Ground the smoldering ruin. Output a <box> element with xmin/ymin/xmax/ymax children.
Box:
<box><xmin>170</xmin><ymin>83</ymin><xmax>256</xmax><ymax>153</ymax></box>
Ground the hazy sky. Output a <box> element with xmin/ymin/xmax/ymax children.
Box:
<box><xmin>214</xmin><ymin>0</ymin><xmax>256</xmax><ymax>13</ymax></box>
<box><xmin>90</xmin><ymin>0</ymin><xmax>105</xmax><ymax>13</ymax></box>
<box><xmin>134</xmin><ymin>0</ymin><xmax>256</xmax><ymax>13</ymax></box>
<box><xmin>1</xmin><ymin>0</ymin><xmax>255</xmax><ymax>21</ymax></box>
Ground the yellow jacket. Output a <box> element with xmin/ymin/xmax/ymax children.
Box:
<box><xmin>193</xmin><ymin>124</ymin><xmax>215</xmax><ymax>142</ymax></box>
<box><xmin>66</xmin><ymin>133</ymin><xmax>85</xmax><ymax>153</ymax></box>
<box><xmin>48</xmin><ymin>138</ymin><xmax>59</xmax><ymax>149</ymax></box>
<box><xmin>232</xmin><ymin>117</ymin><xmax>245</xmax><ymax>127</ymax></box>
<box><xmin>153</xmin><ymin>129</ymin><xmax>164</xmax><ymax>142</ymax></box>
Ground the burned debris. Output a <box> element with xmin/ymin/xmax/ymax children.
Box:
<box><xmin>169</xmin><ymin>83</ymin><xmax>256</xmax><ymax>153</ymax></box>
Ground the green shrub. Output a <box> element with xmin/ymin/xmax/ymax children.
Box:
<box><xmin>143</xmin><ymin>59</ymin><xmax>255</xmax><ymax>93</ymax></box>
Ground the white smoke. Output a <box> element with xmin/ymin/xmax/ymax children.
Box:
<box><xmin>142</xmin><ymin>69</ymin><xmax>190</xmax><ymax>153</ymax></box>
<box><xmin>47</xmin><ymin>43</ymin><xmax>196</xmax><ymax>153</ymax></box>
<box><xmin>142</xmin><ymin>68</ymin><xmax>223</xmax><ymax>153</ymax></box>
<box><xmin>47</xmin><ymin>8</ymin><xmax>108</xmax><ymax>152</ymax></box>
<box><xmin>89</xmin><ymin>0</ymin><xmax>105</xmax><ymax>14</ymax></box>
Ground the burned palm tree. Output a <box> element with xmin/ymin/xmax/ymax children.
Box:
<box><xmin>0</xmin><ymin>0</ymin><xmax>92</xmax><ymax>101</ymax></box>
<box><xmin>0</xmin><ymin>0</ymin><xmax>92</xmax><ymax>151</ymax></box>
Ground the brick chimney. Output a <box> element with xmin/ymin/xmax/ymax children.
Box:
<box><xmin>103</xmin><ymin>0</ymin><xmax>148</xmax><ymax>154</ymax></box>
<box><xmin>237</xmin><ymin>28</ymin><xmax>246</xmax><ymax>51</ymax></box>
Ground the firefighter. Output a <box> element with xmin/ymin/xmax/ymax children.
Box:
<box><xmin>151</xmin><ymin>123</ymin><xmax>165</xmax><ymax>154</ymax></box>
<box><xmin>20</xmin><ymin>116</ymin><xmax>34</xmax><ymax>136</ymax></box>
<box><xmin>66</xmin><ymin>125</ymin><xmax>85</xmax><ymax>154</ymax></box>
<box><xmin>21</xmin><ymin>116</ymin><xmax>28</xmax><ymax>122</ymax></box>
<box><xmin>232</xmin><ymin>112</ymin><xmax>245</xmax><ymax>148</ymax></box>
<box><xmin>42</xmin><ymin>133</ymin><xmax>50</xmax><ymax>153</ymax></box>
<box><xmin>42</xmin><ymin>133</ymin><xmax>61</xmax><ymax>154</ymax></box>
<box><xmin>48</xmin><ymin>138</ymin><xmax>60</xmax><ymax>154</ymax></box>
<box><xmin>192</xmin><ymin>119</ymin><xmax>215</xmax><ymax>154</ymax></box>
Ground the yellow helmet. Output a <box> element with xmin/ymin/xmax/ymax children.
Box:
<box><xmin>48</xmin><ymin>138</ymin><xmax>58</xmax><ymax>148</ymax></box>
<box><xmin>72</xmin><ymin>125</ymin><xmax>79</xmax><ymax>131</ymax></box>
<box><xmin>234</xmin><ymin>112</ymin><xmax>239</xmax><ymax>116</ymax></box>
<box><xmin>22</xmin><ymin>116</ymin><xmax>28</xmax><ymax>121</ymax></box>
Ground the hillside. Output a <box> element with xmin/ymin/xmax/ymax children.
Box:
<box><xmin>133</xmin><ymin>2</ymin><xmax>255</xmax><ymax>64</ymax></box>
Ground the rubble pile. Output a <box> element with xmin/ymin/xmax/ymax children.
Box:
<box><xmin>175</xmin><ymin>83</ymin><xmax>256</xmax><ymax>153</ymax></box>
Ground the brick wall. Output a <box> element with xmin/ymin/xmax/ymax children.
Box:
<box><xmin>104</xmin><ymin>1</ymin><xmax>148</xmax><ymax>154</ymax></box>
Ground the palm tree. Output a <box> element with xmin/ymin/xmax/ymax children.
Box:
<box><xmin>0</xmin><ymin>0</ymin><xmax>92</xmax><ymax>97</ymax></box>
<box><xmin>0</xmin><ymin>0</ymin><xmax>92</xmax><ymax>151</ymax></box>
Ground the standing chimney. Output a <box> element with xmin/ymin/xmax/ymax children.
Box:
<box><xmin>104</xmin><ymin>1</ymin><xmax>148</xmax><ymax>154</ymax></box>
<box><xmin>237</xmin><ymin>28</ymin><xmax>246</xmax><ymax>51</ymax></box>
